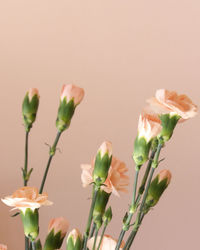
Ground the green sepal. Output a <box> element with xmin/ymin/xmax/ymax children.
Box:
<box><xmin>22</xmin><ymin>94</ymin><xmax>39</xmax><ymax>131</ymax></box>
<box><xmin>35</xmin><ymin>239</ymin><xmax>42</xmax><ymax>250</ymax></box>
<box><xmin>93</xmin><ymin>214</ymin><xmax>103</xmax><ymax>230</ymax></box>
<box><xmin>43</xmin><ymin>229</ymin><xmax>63</xmax><ymax>250</ymax></box>
<box><xmin>56</xmin><ymin>99</ymin><xmax>75</xmax><ymax>132</ymax></box>
<box><xmin>93</xmin><ymin>152</ymin><xmax>112</xmax><ymax>185</ymax></box>
<box><xmin>133</xmin><ymin>136</ymin><xmax>151</xmax><ymax>165</ymax></box>
<box><xmin>93</xmin><ymin>190</ymin><xmax>110</xmax><ymax>218</ymax></box>
<box><xmin>159</xmin><ymin>114</ymin><xmax>180</xmax><ymax>142</ymax></box>
<box><xmin>20</xmin><ymin>208</ymin><xmax>39</xmax><ymax>241</ymax></box>
<box><xmin>66</xmin><ymin>236</ymin><xmax>82</xmax><ymax>250</ymax></box>
<box><xmin>145</xmin><ymin>176</ymin><xmax>169</xmax><ymax>207</ymax></box>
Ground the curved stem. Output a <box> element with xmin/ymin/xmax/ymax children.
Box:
<box><xmin>83</xmin><ymin>185</ymin><xmax>100</xmax><ymax>250</ymax></box>
<box><xmin>39</xmin><ymin>131</ymin><xmax>62</xmax><ymax>193</ymax></box>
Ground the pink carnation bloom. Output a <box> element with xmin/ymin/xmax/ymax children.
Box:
<box><xmin>1</xmin><ymin>187</ymin><xmax>53</xmax><ymax>213</ymax></box>
<box><xmin>81</xmin><ymin>157</ymin><xmax>129</xmax><ymax>197</ymax></box>
<box><xmin>48</xmin><ymin>217</ymin><xmax>69</xmax><ymax>238</ymax></box>
<box><xmin>87</xmin><ymin>235</ymin><xmax>124</xmax><ymax>250</ymax></box>
<box><xmin>147</xmin><ymin>89</ymin><xmax>197</xmax><ymax>120</ymax></box>
<box><xmin>60</xmin><ymin>84</ymin><xmax>85</xmax><ymax>106</ymax></box>
<box><xmin>0</xmin><ymin>244</ymin><xmax>7</xmax><ymax>250</ymax></box>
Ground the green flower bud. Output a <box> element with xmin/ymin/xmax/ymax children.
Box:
<box><xmin>56</xmin><ymin>84</ymin><xmax>84</xmax><ymax>132</ymax></box>
<box><xmin>93</xmin><ymin>214</ymin><xmax>103</xmax><ymax>230</ymax></box>
<box><xmin>103</xmin><ymin>207</ymin><xmax>112</xmax><ymax>225</ymax></box>
<box><xmin>133</xmin><ymin>136</ymin><xmax>151</xmax><ymax>166</ymax></box>
<box><xmin>44</xmin><ymin>217</ymin><xmax>69</xmax><ymax>250</ymax></box>
<box><xmin>66</xmin><ymin>229</ymin><xmax>82</xmax><ymax>250</ymax></box>
<box><xmin>22</xmin><ymin>88</ymin><xmax>39</xmax><ymax>131</ymax></box>
<box><xmin>159</xmin><ymin>114</ymin><xmax>180</xmax><ymax>142</ymax></box>
<box><xmin>93</xmin><ymin>190</ymin><xmax>110</xmax><ymax>219</ymax></box>
<box><xmin>92</xmin><ymin>141</ymin><xmax>112</xmax><ymax>185</ymax></box>
<box><xmin>145</xmin><ymin>169</ymin><xmax>172</xmax><ymax>208</ymax></box>
<box><xmin>20</xmin><ymin>208</ymin><xmax>39</xmax><ymax>241</ymax></box>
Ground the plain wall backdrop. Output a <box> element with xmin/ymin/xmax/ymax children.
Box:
<box><xmin>0</xmin><ymin>1</ymin><xmax>199</xmax><ymax>249</ymax></box>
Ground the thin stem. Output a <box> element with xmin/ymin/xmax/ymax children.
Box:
<box><xmin>25</xmin><ymin>236</ymin><xmax>29</xmax><ymax>250</ymax></box>
<box><xmin>138</xmin><ymin>150</ymin><xmax>156</xmax><ymax>196</ymax></box>
<box><xmin>124</xmin><ymin>143</ymin><xmax>163</xmax><ymax>249</ymax></box>
<box><xmin>31</xmin><ymin>241</ymin><xmax>36</xmax><ymax>250</ymax></box>
<box><xmin>115</xmin><ymin>169</ymin><xmax>140</xmax><ymax>250</ymax></box>
<box><xmin>83</xmin><ymin>185</ymin><xmax>100</xmax><ymax>250</ymax></box>
<box><xmin>97</xmin><ymin>224</ymin><xmax>107</xmax><ymax>250</ymax></box>
<box><xmin>90</xmin><ymin>222</ymin><xmax>96</xmax><ymax>238</ymax></box>
<box><xmin>92</xmin><ymin>229</ymin><xmax>99</xmax><ymax>250</ymax></box>
<box><xmin>24</xmin><ymin>131</ymin><xmax>29</xmax><ymax>186</ymax></box>
<box><xmin>39</xmin><ymin>131</ymin><xmax>62</xmax><ymax>193</ymax></box>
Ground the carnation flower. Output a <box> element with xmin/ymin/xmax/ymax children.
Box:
<box><xmin>147</xmin><ymin>89</ymin><xmax>197</xmax><ymax>120</ymax></box>
<box><xmin>87</xmin><ymin>235</ymin><xmax>124</xmax><ymax>250</ymax></box>
<box><xmin>81</xmin><ymin>157</ymin><xmax>129</xmax><ymax>196</ymax></box>
<box><xmin>1</xmin><ymin>186</ymin><xmax>52</xmax><ymax>213</ymax></box>
<box><xmin>0</xmin><ymin>244</ymin><xmax>7</xmax><ymax>250</ymax></box>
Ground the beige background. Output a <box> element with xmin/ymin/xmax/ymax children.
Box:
<box><xmin>0</xmin><ymin>1</ymin><xmax>200</xmax><ymax>249</ymax></box>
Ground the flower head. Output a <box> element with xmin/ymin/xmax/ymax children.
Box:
<box><xmin>0</xmin><ymin>244</ymin><xmax>7</xmax><ymax>250</ymax></box>
<box><xmin>60</xmin><ymin>84</ymin><xmax>85</xmax><ymax>106</ymax></box>
<box><xmin>81</xmin><ymin>157</ymin><xmax>129</xmax><ymax>197</ymax></box>
<box><xmin>147</xmin><ymin>89</ymin><xmax>197</xmax><ymax>120</ymax></box>
<box><xmin>1</xmin><ymin>187</ymin><xmax>52</xmax><ymax>213</ymax></box>
<box><xmin>48</xmin><ymin>217</ymin><xmax>69</xmax><ymax>238</ymax></box>
<box><xmin>87</xmin><ymin>235</ymin><xmax>124</xmax><ymax>250</ymax></box>
<box><xmin>28</xmin><ymin>88</ymin><xmax>40</xmax><ymax>102</ymax></box>
<box><xmin>138</xmin><ymin>113</ymin><xmax>162</xmax><ymax>143</ymax></box>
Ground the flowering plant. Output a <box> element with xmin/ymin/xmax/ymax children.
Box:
<box><xmin>1</xmin><ymin>86</ymin><xmax>197</xmax><ymax>250</ymax></box>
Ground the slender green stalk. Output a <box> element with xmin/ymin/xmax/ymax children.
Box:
<box><xmin>31</xmin><ymin>241</ymin><xmax>36</xmax><ymax>250</ymax></box>
<box><xmin>92</xmin><ymin>229</ymin><xmax>99</xmax><ymax>250</ymax></box>
<box><xmin>24</xmin><ymin>131</ymin><xmax>29</xmax><ymax>186</ymax></box>
<box><xmin>39</xmin><ymin>131</ymin><xmax>62</xmax><ymax>193</ymax></box>
<box><xmin>115</xmin><ymin>168</ymin><xmax>140</xmax><ymax>250</ymax></box>
<box><xmin>90</xmin><ymin>222</ymin><xmax>96</xmax><ymax>238</ymax></box>
<box><xmin>97</xmin><ymin>224</ymin><xmax>107</xmax><ymax>250</ymax></box>
<box><xmin>83</xmin><ymin>185</ymin><xmax>100</xmax><ymax>250</ymax></box>
<box><xmin>123</xmin><ymin>143</ymin><xmax>163</xmax><ymax>249</ymax></box>
<box><xmin>23</xmin><ymin>131</ymin><xmax>30</xmax><ymax>250</ymax></box>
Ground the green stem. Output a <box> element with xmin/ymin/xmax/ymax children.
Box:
<box><xmin>24</xmin><ymin>131</ymin><xmax>29</xmax><ymax>186</ymax></box>
<box><xmin>92</xmin><ymin>229</ymin><xmax>99</xmax><ymax>250</ymax></box>
<box><xmin>115</xmin><ymin>168</ymin><xmax>140</xmax><ymax>250</ymax></box>
<box><xmin>90</xmin><ymin>222</ymin><xmax>96</xmax><ymax>238</ymax></box>
<box><xmin>124</xmin><ymin>143</ymin><xmax>163</xmax><ymax>249</ymax></box>
<box><xmin>39</xmin><ymin>131</ymin><xmax>62</xmax><ymax>193</ymax></box>
<box><xmin>31</xmin><ymin>241</ymin><xmax>36</xmax><ymax>250</ymax></box>
<box><xmin>25</xmin><ymin>236</ymin><xmax>29</xmax><ymax>250</ymax></box>
<box><xmin>97</xmin><ymin>224</ymin><xmax>107</xmax><ymax>250</ymax></box>
<box><xmin>83</xmin><ymin>185</ymin><xmax>100</xmax><ymax>250</ymax></box>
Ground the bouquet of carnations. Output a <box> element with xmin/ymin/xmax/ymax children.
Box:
<box><xmin>0</xmin><ymin>85</ymin><xmax>197</xmax><ymax>250</ymax></box>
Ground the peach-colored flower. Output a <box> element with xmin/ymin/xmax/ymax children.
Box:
<box><xmin>0</xmin><ymin>244</ymin><xmax>7</xmax><ymax>250</ymax></box>
<box><xmin>48</xmin><ymin>217</ymin><xmax>69</xmax><ymax>238</ymax></box>
<box><xmin>98</xmin><ymin>141</ymin><xmax>112</xmax><ymax>158</ymax></box>
<box><xmin>67</xmin><ymin>228</ymin><xmax>82</xmax><ymax>245</ymax></box>
<box><xmin>1</xmin><ymin>187</ymin><xmax>52</xmax><ymax>213</ymax></box>
<box><xmin>138</xmin><ymin>113</ymin><xmax>162</xmax><ymax>142</ymax></box>
<box><xmin>60</xmin><ymin>84</ymin><xmax>85</xmax><ymax>106</ymax></box>
<box><xmin>158</xmin><ymin>169</ymin><xmax>172</xmax><ymax>185</ymax></box>
<box><xmin>81</xmin><ymin>157</ymin><xmax>129</xmax><ymax>197</ymax></box>
<box><xmin>28</xmin><ymin>88</ymin><xmax>39</xmax><ymax>102</ymax></box>
<box><xmin>87</xmin><ymin>235</ymin><xmax>124</xmax><ymax>250</ymax></box>
<box><xmin>147</xmin><ymin>89</ymin><xmax>197</xmax><ymax>120</ymax></box>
